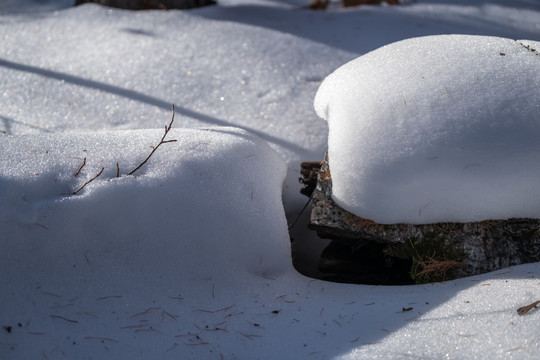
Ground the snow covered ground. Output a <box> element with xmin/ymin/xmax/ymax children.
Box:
<box><xmin>0</xmin><ymin>0</ymin><xmax>539</xmax><ymax>359</ymax></box>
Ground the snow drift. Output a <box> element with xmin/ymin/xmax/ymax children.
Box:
<box><xmin>315</xmin><ymin>35</ymin><xmax>540</xmax><ymax>224</ymax></box>
<box><xmin>0</xmin><ymin>127</ymin><xmax>292</xmax><ymax>295</ymax></box>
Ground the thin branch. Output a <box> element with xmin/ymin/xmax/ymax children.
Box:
<box><xmin>50</xmin><ymin>315</ymin><xmax>78</xmax><ymax>324</ymax></box>
<box><xmin>116</xmin><ymin>162</ymin><xmax>120</xmax><ymax>177</ymax></box>
<box><xmin>237</xmin><ymin>331</ymin><xmax>262</xmax><ymax>340</ymax></box>
<box><xmin>127</xmin><ymin>104</ymin><xmax>177</xmax><ymax>176</ymax></box>
<box><xmin>193</xmin><ymin>304</ymin><xmax>236</xmax><ymax>314</ymax></box>
<box><xmin>130</xmin><ymin>306</ymin><xmax>161</xmax><ymax>318</ymax></box>
<box><xmin>416</xmin><ymin>258</ymin><xmax>464</xmax><ymax>280</ymax></box>
<box><xmin>72</xmin><ymin>167</ymin><xmax>104</xmax><ymax>195</ymax></box>
<box><xmin>288</xmin><ymin>194</ymin><xmax>313</xmax><ymax>230</ymax></box>
<box><xmin>74</xmin><ymin>157</ymin><xmax>87</xmax><ymax>177</ymax></box>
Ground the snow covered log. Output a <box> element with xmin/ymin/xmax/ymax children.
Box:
<box><xmin>307</xmin><ymin>35</ymin><xmax>540</xmax><ymax>283</ymax></box>
<box><xmin>303</xmin><ymin>155</ymin><xmax>540</xmax><ymax>283</ymax></box>
<box><xmin>341</xmin><ymin>0</ymin><xmax>400</xmax><ymax>8</ymax></box>
<box><xmin>74</xmin><ymin>0</ymin><xmax>216</xmax><ymax>10</ymax></box>
<box><xmin>315</xmin><ymin>35</ymin><xmax>540</xmax><ymax>225</ymax></box>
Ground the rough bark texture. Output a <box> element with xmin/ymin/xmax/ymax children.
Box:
<box><xmin>308</xmin><ymin>0</ymin><xmax>400</xmax><ymax>10</ymax></box>
<box><xmin>74</xmin><ymin>0</ymin><xmax>216</xmax><ymax>10</ymax></box>
<box><xmin>309</xmin><ymin>0</ymin><xmax>399</xmax><ymax>10</ymax></box>
<box><xmin>341</xmin><ymin>0</ymin><xmax>399</xmax><ymax>7</ymax></box>
<box><xmin>303</xmin><ymin>154</ymin><xmax>540</xmax><ymax>282</ymax></box>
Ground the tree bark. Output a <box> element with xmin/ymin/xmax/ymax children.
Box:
<box><xmin>74</xmin><ymin>0</ymin><xmax>216</xmax><ymax>10</ymax></box>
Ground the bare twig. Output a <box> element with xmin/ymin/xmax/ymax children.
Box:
<box><xmin>288</xmin><ymin>193</ymin><xmax>313</xmax><ymax>230</ymax></box>
<box><xmin>77</xmin><ymin>311</ymin><xmax>98</xmax><ymax>319</ymax></box>
<box><xmin>74</xmin><ymin>157</ymin><xmax>86</xmax><ymax>177</ymax></box>
<box><xmin>127</xmin><ymin>105</ymin><xmax>177</xmax><ymax>176</ymax></box>
<box><xmin>72</xmin><ymin>167</ymin><xmax>104</xmax><ymax>195</ymax></box>
<box><xmin>223</xmin><ymin>311</ymin><xmax>244</xmax><ymax>319</ymax></box>
<box><xmin>517</xmin><ymin>300</ymin><xmax>540</xmax><ymax>315</ymax></box>
<box><xmin>193</xmin><ymin>304</ymin><xmax>235</xmax><ymax>314</ymax></box>
<box><xmin>130</xmin><ymin>306</ymin><xmax>161</xmax><ymax>318</ymax></box>
<box><xmin>416</xmin><ymin>258</ymin><xmax>465</xmax><ymax>280</ymax></box>
<box><xmin>237</xmin><ymin>331</ymin><xmax>262</xmax><ymax>340</ymax></box>
<box><xmin>116</xmin><ymin>163</ymin><xmax>120</xmax><ymax>177</ymax></box>
<box><xmin>162</xmin><ymin>310</ymin><xmax>179</xmax><ymax>320</ymax></box>
<box><xmin>84</xmin><ymin>336</ymin><xmax>118</xmax><ymax>343</ymax></box>
<box><xmin>50</xmin><ymin>315</ymin><xmax>78</xmax><ymax>324</ymax></box>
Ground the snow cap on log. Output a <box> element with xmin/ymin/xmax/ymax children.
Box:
<box><xmin>314</xmin><ymin>35</ymin><xmax>540</xmax><ymax>224</ymax></box>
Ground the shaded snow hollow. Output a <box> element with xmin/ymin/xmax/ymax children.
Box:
<box><xmin>315</xmin><ymin>35</ymin><xmax>540</xmax><ymax>224</ymax></box>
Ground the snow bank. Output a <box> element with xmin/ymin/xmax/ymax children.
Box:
<box><xmin>0</xmin><ymin>127</ymin><xmax>292</xmax><ymax>295</ymax></box>
<box><xmin>315</xmin><ymin>35</ymin><xmax>540</xmax><ymax>224</ymax></box>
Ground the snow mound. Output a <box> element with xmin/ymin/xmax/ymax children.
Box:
<box><xmin>315</xmin><ymin>35</ymin><xmax>540</xmax><ymax>224</ymax></box>
<box><xmin>0</xmin><ymin>127</ymin><xmax>292</xmax><ymax>294</ymax></box>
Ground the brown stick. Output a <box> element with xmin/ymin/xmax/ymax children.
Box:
<box><xmin>288</xmin><ymin>193</ymin><xmax>313</xmax><ymax>230</ymax></box>
<box><xmin>72</xmin><ymin>167</ymin><xmax>104</xmax><ymax>195</ymax></box>
<box><xmin>74</xmin><ymin>157</ymin><xmax>87</xmax><ymax>177</ymax></box>
<box><xmin>127</xmin><ymin>104</ymin><xmax>177</xmax><ymax>176</ymax></box>
<box><xmin>517</xmin><ymin>300</ymin><xmax>540</xmax><ymax>315</ymax></box>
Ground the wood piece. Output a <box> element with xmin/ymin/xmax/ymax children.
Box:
<box><xmin>299</xmin><ymin>161</ymin><xmax>321</xmax><ymax>197</ymax></box>
<box><xmin>301</xmin><ymin>154</ymin><xmax>540</xmax><ymax>283</ymax></box>
<box><xmin>75</xmin><ymin>0</ymin><xmax>216</xmax><ymax>10</ymax></box>
<box><xmin>342</xmin><ymin>0</ymin><xmax>399</xmax><ymax>7</ymax></box>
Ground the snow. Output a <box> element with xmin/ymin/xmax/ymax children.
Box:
<box><xmin>1</xmin><ymin>1</ymin><xmax>540</xmax><ymax>359</ymax></box>
<box><xmin>0</xmin><ymin>127</ymin><xmax>292</xmax><ymax>278</ymax></box>
<box><xmin>315</xmin><ymin>34</ymin><xmax>540</xmax><ymax>224</ymax></box>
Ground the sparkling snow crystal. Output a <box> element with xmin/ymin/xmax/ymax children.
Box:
<box><xmin>315</xmin><ymin>35</ymin><xmax>540</xmax><ymax>224</ymax></box>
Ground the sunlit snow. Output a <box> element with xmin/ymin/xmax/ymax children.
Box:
<box><xmin>1</xmin><ymin>1</ymin><xmax>539</xmax><ymax>359</ymax></box>
<box><xmin>315</xmin><ymin>35</ymin><xmax>540</xmax><ymax>224</ymax></box>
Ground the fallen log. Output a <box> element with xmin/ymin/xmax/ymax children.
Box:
<box><xmin>302</xmin><ymin>154</ymin><xmax>540</xmax><ymax>284</ymax></box>
<box><xmin>74</xmin><ymin>0</ymin><xmax>216</xmax><ymax>10</ymax></box>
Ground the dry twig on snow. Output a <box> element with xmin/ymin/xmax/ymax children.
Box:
<box><xmin>127</xmin><ymin>104</ymin><xmax>177</xmax><ymax>176</ymax></box>
<box><xmin>517</xmin><ymin>300</ymin><xmax>540</xmax><ymax>315</ymax></box>
<box><xmin>72</xmin><ymin>167</ymin><xmax>104</xmax><ymax>195</ymax></box>
<box><xmin>70</xmin><ymin>104</ymin><xmax>176</xmax><ymax>195</ymax></box>
<box><xmin>74</xmin><ymin>157</ymin><xmax>87</xmax><ymax>177</ymax></box>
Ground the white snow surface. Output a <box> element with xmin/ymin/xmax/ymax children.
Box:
<box><xmin>0</xmin><ymin>128</ymin><xmax>292</xmax><ymax>279</ymax></box>
<box><xmin>1</xmin><ymin>1</ymin><xmax>540</xmax><ymax>359</ymax></box>
<box><xmin>315</xmin><ymin>34</ymin><xmax>540</xmax><ymax>224</ymax></box>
